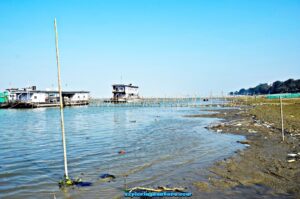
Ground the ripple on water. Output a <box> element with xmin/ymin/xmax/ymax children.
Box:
<box><xmin>0</xmin><ymin>106</ymin><xmax>245</xmax><ymax>198</ymax></box>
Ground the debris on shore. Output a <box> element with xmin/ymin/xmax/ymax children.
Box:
<box><xmin>188</xmin><ymin>98</ymin><xmax>300</xmax><ymax>197</ymax></box>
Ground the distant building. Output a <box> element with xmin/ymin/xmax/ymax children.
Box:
<box><xmin>110</xmin><ymin>83</ymin><xmax>139</xmax><ymax>103</ymax></box>
<box><xmin>1</xmin><ymin>86</ymin><xmax>90</xmax><ymax>108</ymax></box>
<box><xmin>0</xmin><ymin>91</ymin><xmax>9</xmax><ymax>105</ymax></box>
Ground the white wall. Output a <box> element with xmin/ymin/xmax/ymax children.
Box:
<box><xmin>125</xmin><ymin>87</ymin><xmax>139</xmax><ymax>98</ymax></box>
<box><xmin>6</xmin><ymin>92</ymin><xmax>16</xmax><ymax>102</ymax></box>
<box><xmin>70</xmin><ymin>93</ymin><xmax>89</xmax><ymax>101</ymax></box>
<box><xmin>31</xmin><ymin>93</ymin><xmax>47</xmax><ymax>103</ymax></box>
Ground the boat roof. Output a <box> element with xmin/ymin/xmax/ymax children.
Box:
<box><xmin>6</xmin><ymin>90</ymin><xmax>89</xmax><ymax>94</ymax></box>
<box><xmin>112</xmin><ymin>84</ymin><xmax>138</xmax><ymax>88</ymax></box>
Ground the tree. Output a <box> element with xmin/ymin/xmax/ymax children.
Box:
<box><xmin>230</xmin><ymin>79</ymin><xmax>300</xmax><ymax>95</ymax></box>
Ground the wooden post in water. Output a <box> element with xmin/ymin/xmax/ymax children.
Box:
<box><xmin>280</xmin><ymin>96</ymin><xmax>285</xmax><ymax>141</ymax></box>
<box><xmin>54</xmin><ymin>18</ymin><xmax>69</xmax><ymax>179</ymax></box>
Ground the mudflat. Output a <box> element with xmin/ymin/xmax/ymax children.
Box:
<box><xmin>187</xmin><ymin>98</ymin><xmax>300</xmax><ymax>198</ymax></box>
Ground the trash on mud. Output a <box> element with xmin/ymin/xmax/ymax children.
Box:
<box><xmin>248</xmin><ymin>129</ymin><xmax>257</xmax><ymax>133</ymax></box>
<box><xmin>287</xmin><ymin>153</ymin><xmax>298</xmax><ymax>157</ymax></box>
<box><xmin>237</xmin><ymin>140</ymin><xmax>251</xmax><ymax>145</ymax></box>
<box><xmin>291</xmin><ymin>133</ymin><xmax>300</xmax><ymax>137</ymax></box>
<box><xmin>287</xmin><ymin>159</ymin><xmax>296</xmax><ymax>163</ymax></box>
<box><xmin>287</xmin><ymin>153</ymin><xmax>299</xmax><ymax>163</ymax></box>
<box><xmin>254</xmin><ymin>123</ymin><xmax>262</xmax><ymax>127</ymax></box>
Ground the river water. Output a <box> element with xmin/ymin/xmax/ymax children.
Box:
<box><xmin>0</xmin><ymin>105</ymin><xmax>244</xmax><ymax>198</ymax></box>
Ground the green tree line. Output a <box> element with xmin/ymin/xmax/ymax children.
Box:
<box><xmin>230</xmin><ymin>79</ymin><xmax>300</xmax><ymax>95</ymax></box>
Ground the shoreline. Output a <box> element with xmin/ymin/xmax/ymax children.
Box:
<box><xmin>187</xmin><ymin>106</ymin><xmax>300</xmax><ymax>198</ymax></box>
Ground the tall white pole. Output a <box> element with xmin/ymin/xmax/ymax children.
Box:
<box><xmin>54</xmin><ymin>18</ymin><xmax>69</xmax><ymax>179</ymax></box>
<box><xmin>280</xmin><ymin>96</ymin><xmax>284</xmax><ymax>141</ymax></box>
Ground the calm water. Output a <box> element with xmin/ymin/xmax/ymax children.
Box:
<box><xmin>0</xmin><ymin>105</ymin><xmax>244</xmax><ymax>199</ymax></box>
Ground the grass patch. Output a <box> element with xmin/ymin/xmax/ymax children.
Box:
<box><xmin>230</xmin><ymin>97</ymin><xmax>300</xmax><ymax>134</ymax></box>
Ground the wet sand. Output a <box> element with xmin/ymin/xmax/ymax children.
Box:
<box><xmin>186</xmin><ymin>106</ymin><xmax>300</xmax><ymax>198</ymax></box>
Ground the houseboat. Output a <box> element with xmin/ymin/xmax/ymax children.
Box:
<box><xmin>106</xmin><ymin>83</ymin><xmax>140</xmax><ymax>103</ymax></box>
<box><xmin>0</xmin><ymin>86</ymin><xmax>90</xmax><ymax>108</ymax></box>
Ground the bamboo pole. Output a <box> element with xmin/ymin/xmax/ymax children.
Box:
<box><xmin>54</xmin><ymin>18</ymin><xmax>69</xmax><ymax>179</ymax></box>
<box><xmin>280</xmin><ymin>96</ymin><xmax>284</xmax><ymax>141</ymax></box>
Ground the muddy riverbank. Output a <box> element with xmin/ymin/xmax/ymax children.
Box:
<box><xmin>186</xmin><ymin>105</ymin><xmax>300</xmax><ymax>198</ymax></box>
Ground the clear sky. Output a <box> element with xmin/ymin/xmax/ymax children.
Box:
<box><xmin>0</xmin><ymin>0</ymin><xmax>299</xmax><ymax>97</ymax></box>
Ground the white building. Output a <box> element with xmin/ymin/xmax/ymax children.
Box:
<box><xmin>4</xmin><ymin>86</ymin><xmax>90</xmax><ymax>107</ymax></box>
<box><xmin>63</xmin><ymin>91</ymin><xmax>90</xmax><ymax>102</ymax></box>
<box><xmin>112</xmin><ymin>84</ymin><xmax>139</xmax><ymax>102</ymax></box>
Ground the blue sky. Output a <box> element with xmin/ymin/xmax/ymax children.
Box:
<box><xmin>0</xmin><ymin>0</ymin><xmax>299</xmax><ymax>97</ymax></box>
